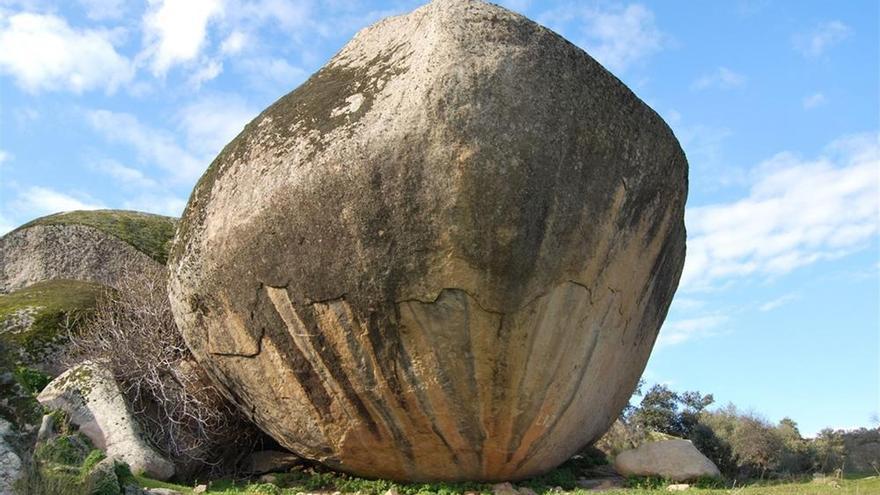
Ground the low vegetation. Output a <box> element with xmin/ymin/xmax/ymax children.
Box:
<box><xmin>0</xmin><ymin>279</ymin><xmax>105</xmax><ymax>368</ymax></box>
<box><xmin>15</xmin><ymin>209</ymin><xmax>178</xmax><ymax>264</ymax></box>
<box><xmin>137</xmin><ymin>470</ymin><xmax>879</xmax><ymax>495</ymax></box>
<box><xmin>599</xmin><ymin>382</ymin><xmax>880</xmax><ymax>480</ymax></box>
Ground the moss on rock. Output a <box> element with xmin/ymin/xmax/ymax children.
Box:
<box><xmin>0</xmin><ymin>279</ymin><xmax>106</xmax><ymax>370</ymax></box>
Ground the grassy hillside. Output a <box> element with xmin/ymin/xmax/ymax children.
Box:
<box><xmin>14</xmin><ymin>209</ymin><xmax>178</xmax><ymax>264</ymax></box>
<box><xmin>0</xmin><ymin>279</ymin><xmax>106</xmax><ymax>367</ymax></box>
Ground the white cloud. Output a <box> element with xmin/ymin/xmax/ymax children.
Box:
<box><xmin>692</xmin><ymin>67</ymin><xmax>747</xmax><ymax>90</ymax></box>
<box><xmin>672</xmin><ymin>122</ymin><xmax>744</xmax><ymax>190</ymax></box>
<box><xmin>0</xmin><ymin>149</ymin><xmax>10</xmax><ymax>166</ymax></box>
<box><xmin>670</xmin><ymin>297</ymin><xmax>705</xmax><ymax>311</ymax></box>
<box><xmin>233</xmin><ymin>0</ymin><xmax>312</xmax><ymax>33</ymax></box>
<box><xmin>539</xmin><ymin>3</ymin><xmax>667</xmax><ymax>73</ymax></box>
<box><xmin>122</xmin><ymin>194</ymin><xmax>186</xmax><ymax>217</ymax></box>
<box><xmin>581</xmin><ymin>4</ymin><xmax>666</xmax><ymax>73</ymax></box>
<box><xmin>12</xmin><ymin>186</ymin><xmax>105</xmax><ymax>216</ymax></box>
<box><xmin>657</xmin><ymin>314</ymin><xmax>728</xmax><ymax>347</ymax></box>
<box><xmin>87</xmin><ymin>109</ymin><xmax>205</xmax><ymax>183</ymax></box>
<box><xmin>177</xmin><ymin>94</ymin><xmax>258</xmax><ymax>158</ymax></box>
<box><xmin>0</xmin><ymin>12</ymin><xmax>133</xmax><ymax>93</ymax></box>
<box><xmin>759</xmin><ymin>293</ymin><xmax>798</xmax><ymax>312</ymax></box>
<box><xmin>91</xmin><ymin>159</ymin><xmax>159</xmax><ymax>188</ymax></box>
<box><xmin>220</xmin><ymin>30</ymin><xmax>246</xmax><ymax>55</ymax></box>
<box><xmin>188</xmin><ymin>59</ymin><xmax>223</xmax><ymax>89</ymax></box>
<box><xmin>142</xmin><ymin>0</ymin><xmax>224</xmax><ymax>76</ymax></box>
<box><xmin>794</xmin><ymin>21</ymin><xmax>851</xmax><ymax>57</ymax></box>
<box><xmin>682</xmin><ymin>132</ymin><xmax>880</xmax><ymax>291</ymax></box>
<box><xmin>77</xmin><ymin>0</ymin><xmax>126</xmax><ymax>20</ymax></box>
<box><xmin>803</xmin><ymin>92</ymin><xmax>827</xmax><ymax>109</ymax></box>
<box><xmin>239</xmin><ymin>56</ymin><xmax>305</xmax><ymax>92</ymax></box>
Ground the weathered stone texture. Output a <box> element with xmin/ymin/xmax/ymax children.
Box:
<box><xmin>37</xmin><ymin>362</ymin><xmax>175</xmax><ymax>480</ymax></box>
<box><xmin>0</xmin><ymin>224</ymin><xmax>161</xmax><ymax>294</ymax></box>
<box><xmin>169</xmin><ymin>0</ymin><xmax>687</xmax><ymax>482</ymax></box>
<box><xmin>614</xmin><ymin>439</ymin><xmax>721</xmax><ymax>482</ymax></box>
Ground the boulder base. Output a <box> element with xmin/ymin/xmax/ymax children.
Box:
<box><xmin>169</xmin><ymin>0</ymin><xmax>687</xmax><ymax>482</ymax></box>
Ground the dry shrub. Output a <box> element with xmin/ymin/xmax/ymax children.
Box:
<box><xmin>68</xmin><ymin>262</ymin><xmax>265</xmax><ymax>476</ymax></box>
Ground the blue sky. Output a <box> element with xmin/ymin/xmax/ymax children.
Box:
<box><xmin>0</xmin><ymin>0</ymin><xmax>877</xmax><ymax>437</ymax></box>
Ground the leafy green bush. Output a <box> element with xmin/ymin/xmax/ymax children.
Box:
<box><xmin>14</xmin><ymin>366</ymin><xmax>51</xmax><ymax>394</ymax></box>
<box><xmin>80</xmin><ymin>449</ymin><xmax>107</xmax><ymax>478</ymax></box>
<box><xmin>34</xmin><ymin>433</ymin><xmax>92</xmax><ymax>465</ymax></box>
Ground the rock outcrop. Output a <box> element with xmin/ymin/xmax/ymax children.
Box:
<box><xmin>0</xmin><ymin>210</ymin><xmax>175</xmax><ymax>294</ymax></box>
<box><xmin>37</xmin><ymin>362</ymin><xmax>175</xmax><ymax>480</ymax></box>
<box><xmin>169</xmin><ymin>0</ymin><xmax>687</xmax><ymax>482</ymax></box>
<box><xmin>614</xmin><ymin>439</ymin><xmax>720</xmax><ymax>482</ymax></box>
<box><xmin>0</xmin><ymin>418</ymin><xmax>22</xmax><ymax>494</ymax></box>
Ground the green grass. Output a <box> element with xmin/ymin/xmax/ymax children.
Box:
<box><xmin>135</xmin><ymin>475</ymin><xmax>195</xmax><ymax>493</ymax></box>
<box><xmin>14</xmin><ymin>209</ymin><xmax>178</xmax><ymax>264</ymax></box>
<box><xmin>0</xmin><ymin>279</ymin><xmax>106</xmax><ymax>366</ymax></box>
<box><xmin>132</xmin><ymin>472</ymin><xmax>879</xmax><ymax>495</ymax></box>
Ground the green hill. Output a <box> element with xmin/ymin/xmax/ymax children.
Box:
<box><xmin>0</xmin><ymin>279</ymin><xmax>106</xmax><ymax>371</ymax></box>
<box><xmin>14</xmin><ymin>210</ymin><xmax>178</xmax><ymax>265</ymax></box>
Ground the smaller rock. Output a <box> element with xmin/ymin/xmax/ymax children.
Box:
<box><xmin>519</xmin><ymin>487</ymin><xmax>538</xmax><ymax>495</ymax></box>
<box><xmin>493</xmin><ymin>482</ymin><xmax>520</xmax><ymax>495</ymax></box>
<box><xmin>36</xmin><ymin>413</ymin><xmax>55</xmax><ymax>443</ymax></box>
<box><xmin>147</xmin><ymin>489</ymin><xmax>184</xmax><ymax>495</ymax></box>
<box><xmin>85</xmin><ymin>457</ymin><xmax>121</xmax><ymax>495</ymax></box>
<box><xmin>0</xmin><ymin>418</ymin><xmax>22</xmax><ymax>494</ymax></box>
<box><xmin>385</xmin><ymin>489</ymin><xmax>401</xmax><ymax>495</ymax></box>
<box><xmin>667</xmin><ymin>484</ymin><xmax>690</xmax><ymax>491</ymax></box>
<box><xmin>193</xmin><ymin>484</ymin><xmax>208</xmax><ymax>493</ymax></box>
<box><xmin>241</xmin><ymin>449</ymin><xmax>302</xmax><ymax>474</ymax></box>
<box><xmin>37</xmin><ymin>362</ymin><xmax>175</xmax><ymax>480</ymax></box>
<box><xmin>259</xmin><ymin>474</ymin><xmax>278</xmax><ymax>484</ymax></box>
<box><xmin>614</xmin><ymin>439</ymin><xmax>720</xmax><ymax>482</ymax></box>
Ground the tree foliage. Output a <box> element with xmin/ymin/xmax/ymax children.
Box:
<box><xmin>606</xmin><ymin>382</ymin><xmax>879</xmax><ymax>480</ymax></box>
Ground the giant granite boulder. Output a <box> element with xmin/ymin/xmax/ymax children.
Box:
<box><xmin>169</xmin><ymin>0</ymin><xmax>687</xmax><ymax>482</ymax></box>
<box><xmin>0</xmin><ymin>209</ymin><xmax>176</xmax><ymax>294</ymax></box>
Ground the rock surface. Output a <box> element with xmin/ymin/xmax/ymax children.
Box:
<box><xmin>169</xmin><ymin>0</ymin><xmax>687</xmax><ymax>482</ymax></box>
<box><xmin>0</xmin><ymin>210</ymin><xmax>173</xmax><ymax>294</ymax></box>
<box><xmin>0</xmin><ymin>418</ymin><xmax>22</xmax><ymax>495</ymax></box>
<box><xmin>36</xmin><ymin>362</ymin><xmax>175</xmax><ymax>480</ymax></box>
<box><xmin>614</xmin><ymin>439</ymin><xmax>720</xmax><ymax>482</ymax></box>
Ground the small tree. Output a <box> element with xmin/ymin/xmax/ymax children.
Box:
<box><xmin>813</xmin><ymin>428</ymin><xmax>846</xmax><ymax>473</ymax></box>
<box><xmin>776</xmin><ymin>418</ymin><xmax>815</xmax><ymax>474</ymax></box>
<box><xmin>631</xmin><ymin>384</ymin><xmax>682</xmax><ymax>435</ymax></box>
<box><xmin>69</xmin><ymin>263</ymin><xmax>265</xmax><ymax>476</ymax></box>
<box><xmin>728</xmin><ymin>414</ymin><xmax>785</xmax><ymax>479</ymax></box>
<box><xmin>629</xmin><ymin>384</ymin><xmax>713</xmax><ymax>438</ymax></box>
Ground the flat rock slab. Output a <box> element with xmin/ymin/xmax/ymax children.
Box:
<box><xmin>614</xmin><ymin>439</ymin><xmax>720</xmax><ymax>482</ymax></box>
